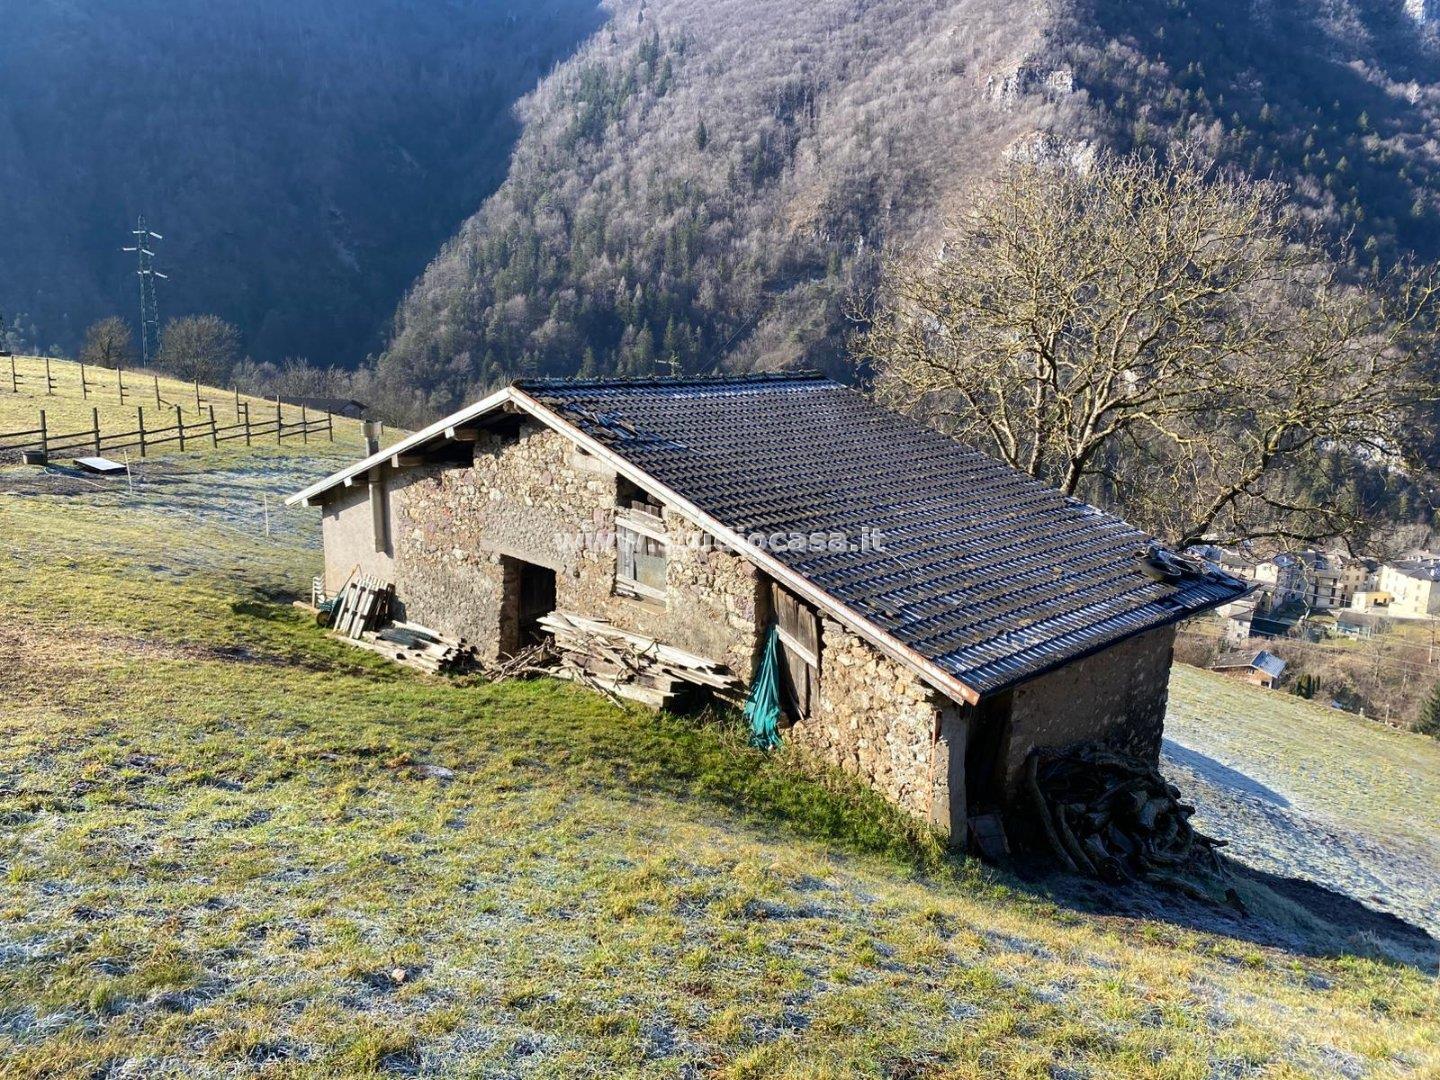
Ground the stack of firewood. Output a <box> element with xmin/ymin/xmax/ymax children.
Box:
<box><xmin>537</xmin><ymin>611</ymin><xmax>739</xmax><ymax>708</ymax></box>
<box><xmin>1026</xmin><ymin>744</ymin><xmax>1228</xmax><ymax>891</ymax></box>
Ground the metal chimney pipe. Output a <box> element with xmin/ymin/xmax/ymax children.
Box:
<box><xmin>363</xmin><ymin>419</ymin><xmax>383</xmax><ymax>457</ymax></box>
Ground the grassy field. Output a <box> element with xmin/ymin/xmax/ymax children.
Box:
<box><xmin>0</xmin><ymin>354</ymin><xmax>375</xmax><ymax>459</ymax></box>
<box><xmin>1167</xmin><ymin>671</ymin><xmax>1440</xmax><ymax>856</ymax></box>
<box><xmin>1</xmin><ymin>447</ymin><xmax>1438</xmax><ymax>1077</ymax></box>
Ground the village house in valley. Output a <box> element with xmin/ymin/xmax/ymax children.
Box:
<box><xmin>289</xmin><ymin>374</ymin><xmax>1250</xmax><ymax>843</ymax></box>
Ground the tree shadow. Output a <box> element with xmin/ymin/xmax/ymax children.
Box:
<box><xmin>1161</xmin><ymin>739</ymin><xmax>1291</xmax><ymax>807</ymax></box>
<box><xmin>1006</xmin><ymin>853</ymin><xmax>1438</xmax><ymax>974</ymax></box>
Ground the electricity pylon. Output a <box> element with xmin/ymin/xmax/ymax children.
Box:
<box><xmin>123</xmin><ymin>215</ymin><xmax>168</xmax><ymax>364</ymax></box>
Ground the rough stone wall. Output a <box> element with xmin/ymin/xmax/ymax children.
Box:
<box><xmin>385</xmin><ymin>423</ymin><xmax>610</xmax><ymax>655</ymax></box>
<box><xmin>327</xmin><ymin>420</ymin><xmax>763</xmax><ymax>671</ymax></box>
<box><xmin>319</xmin><ymin>483</ymin><xmax>394</xmax><ymax>593</ymax></box>
<box><xmin>999</xmin><ymin>624</ymin><xmax>1176</xmax><ymax>796</ymax></box>
<box><xmin>788</xmin><ymin>618</ymin><xmax>958</xmax><ymax>824</ymax></box>
<box><xmin>659</xmin><ymin>511</ymin><xmax>764</xmax><ymax>678</ymax></box>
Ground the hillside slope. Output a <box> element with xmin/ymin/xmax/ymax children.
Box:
<box><xmin>0</xmin><ymin>499</ymin><xmax>1435</xmax><ymax>1076</ymax></box>
<box><xmin>381</xmin><ymin>0</ymin><xmax>1440</xmax><ymax>413</ymax></box>
<box><xmin>379</xmin><ymin>0</ymin><xmax>1069</xmax><ymax>415</ymax></box>
<box><xmin>0</xmin><ymin>429</ymin><xmax>1437</xmax><ymax>1075</ymax></box>
<box><xmin>1165</xmin><ymin>666</ymin><xmax>1440</xmax><ymax>938</ymax></box>
<box><xmin>0</xmin><ymin>0</ymin><xmax>603</xmax><ymax>363</ymax></box>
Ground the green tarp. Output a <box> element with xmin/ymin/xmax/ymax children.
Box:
<box><xmin>745</xmin><ymin>623</ymin><xmax>783</xmax><ymax>750</ymax></box>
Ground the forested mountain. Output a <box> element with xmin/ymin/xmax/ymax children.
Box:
<box><xmin>379</xmin><ymin>0</ymin><xmax>1440</xmax><ymax>417</ymax></box>
<box><xmin>0</xmin><ymin>0</ymin><xmax>603</xmax><ymax>363</ymax></box>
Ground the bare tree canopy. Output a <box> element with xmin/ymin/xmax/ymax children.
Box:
<box><xmin>157</xmin><ymin>315</ymin><xmax>242</xmax><ymax>386</ymax></box>
<box><xmin>854</xmin><ymin>151</ymin><xmax>1440</xmax><ymax>549</ymax></box>
<box><xmin>78</xmin><ymin>317</ymin><xmax>134</xmax><ymax>370</ymax></box>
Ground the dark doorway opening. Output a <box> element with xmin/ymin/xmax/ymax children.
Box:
<box><xmin>518</xmin><ymin>562</ymin><xmax>556</xmax><ymax>646</ymax></box>
<box><xmin>501</xmin><ymin>557</ymin><xmax>557</xmax><ymax>654</ymax></box>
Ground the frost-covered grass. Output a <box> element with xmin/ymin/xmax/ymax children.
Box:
<box><xmin>1167</xmin><ymin>668</ymin><xmax>1440</xmax><ymax>856</ymax></box>
<box><xmin>0</xmin><ymin>354</ymin><xmax>372</xmax><ymax>460</ymax></box>
<box><xmin>0</xmin><ymin>486</ymin><xmax>1437</xmax><ymax>1077</ymax></box>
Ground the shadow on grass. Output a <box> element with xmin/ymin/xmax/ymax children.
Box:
<box><xmin>1004</xmin><ymin>852</ymin><xmax>1438</xmax><ymax>974</ymax></box>
<box><xmin>234</xmin><ymin>601</ymin><xmax>1440</xmax><ymax>973</ymax></box>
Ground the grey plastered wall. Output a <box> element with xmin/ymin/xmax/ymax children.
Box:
<box><xmin>319</xmin><ymin>482</ymin><xmax>394</xmax><ymax>592</ymax></box>
<box><xmin>998</xmin><ymin>624</ymin><xmax>1177</xmax><ymax>796</ymax></box>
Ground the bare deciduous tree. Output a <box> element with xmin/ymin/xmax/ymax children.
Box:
<box><xmin>157</xmin><ymin>315</ymin><xmax>242</xmax><ymax>385</ymax></box>
<box><xmin>79</xmin><ymin>317</ymin><xmax>135</xmax><ymax>369</ymax></box>
<box><xmin>854</xmin><ymin>151</ymin><xmax>1440</xmax><ymax>548</ymax></box>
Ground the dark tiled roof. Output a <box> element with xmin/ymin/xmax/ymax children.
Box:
<box><xmin>517</xmin><ymin>373</ymin><xmax>1249</xmax><ymax>697</ymax></box>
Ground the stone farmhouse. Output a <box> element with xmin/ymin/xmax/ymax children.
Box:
<box><xmin>289</xmin><ymin>374</ymin><xmax>1249</xmax><ymax>843</ymax></box>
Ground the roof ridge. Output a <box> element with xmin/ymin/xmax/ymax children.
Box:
<box><xmin>513</xmin><ymin>370</ymin><xmax>831</xmax><ymax>391</ymax></box>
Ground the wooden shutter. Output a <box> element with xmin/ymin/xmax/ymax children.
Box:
<box><xmin>769</xmin><ymin>582</ymin><xmax>820</xmax><ymax>724</ymax></box>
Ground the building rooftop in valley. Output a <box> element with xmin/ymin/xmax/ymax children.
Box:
<box><xmin>291</xmin><ymin>372</ymin><xmax>1251</xmax><ymax>698</ymax></box>
<box><xmin>1386</xmin><ymin>558</ymin><xmax>1440</xmax><ymax>582</ymax></box>
<box><xmin>1214</xmin><ymin>650</ymin><xmax>1287</xmax><ymax>679</ymax></box>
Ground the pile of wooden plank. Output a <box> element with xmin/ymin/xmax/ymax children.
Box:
<box><xmin>537</xmin><ymin>611</ymin><xmax>739</xmax><ymax>709</ymax></box>
<box><xmin>327</xmin><ymin>576</ymin><xmax>393</xmax><ymax>639</ymax></box>
<box><xmin>348</xmin><ymin>621</ymin><xmax>480</xmax><ymax>675</ymax></box>
<box><xmin>1026</xmin><ymin>744</ymin><xmax>1229</xmax><ymax>894</ymax></box>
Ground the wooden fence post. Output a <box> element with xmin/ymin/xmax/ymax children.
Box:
<box><xmin>92</xmin><ymin>407</ymin><xmax>101</xmax><ymax>455</ymax></box>
<box><xmin>39</xmin><ymin>410</ymin><xmax>47</xmax><ymax>457</ymax></box>
<box><xmin>80</xmin><ymin>363</ymin><xmax>89</xmax><ymax>399</ymax></box>
<box><xmin>9</xmin><ymin>355</ymin><xmax>17</xmax><ymax>393</ymax></box>
<box><xmin>117</xmin><ymin>367</ymin><xmax>126</xmax><ymax>405</ymax></box>
<box><xmin>243</xmin><ymin>402</ymin><xmax>252</xmax><ymax>446</ymax></box>
<box><xmin>209</xmin><ymin>404</ymin><xmax>218</xmax><ymax>448</ymax></box>
<box><xmin>234</xmin><ymin>386</ymin><xmax>241</xmax><ymax>420</ymax></box>
<box><xmin>44</xmin><ymin>357</ymin><xmax>53</xmax><ymax>395</ymax></box>
<box><xmin>138</xmin><ymin>406</ymin><xmax>147</xmax><ymax>458</ymax></box>
<box><xmin>175</xmin><ymin>404</ymin><xmax>185</xmax><ymax>452</ymax></box>
<box><xmin>154</xmin><ymin>375</ymin><xmax>162</xmax><ymax>408</ymax></box>
<box><xmin>300</xmin><ymin>404</ymin><xmax>309</xmax><ymax>445</ymax></box>
<box><xmin>327</xmin><ymin>411</ymin><xmax>334</xmax><ymax>442</ymax></box>
<box><xmin>275</xmin><ymin>396</ymin><xmax>282</xmax><ymax>445</ymax></box>
<box><xmin>194</xmin><ymin>379</ymin><xmax>201</xmax><ymax>411</ymax></box>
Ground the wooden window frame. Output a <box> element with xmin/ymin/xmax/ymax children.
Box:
<box><xmin>615</xmin><ymin>507</ymin><xmax>668</xmax><ymax>603</ymax></box>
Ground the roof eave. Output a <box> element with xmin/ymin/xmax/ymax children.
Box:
<box><xmin>285</xmin><ymin>386</ymin><xmax>517</xmax><ymax>506</ymax></box>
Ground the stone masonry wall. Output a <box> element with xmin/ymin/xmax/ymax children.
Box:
<box><xmin>787</xmin><ymin>618</ymin><xmax>956</xmax><ymax>823</ymax></box>
<box><xmin>352</xmin><ymin>420</ymin><xmax>762</xmax><ymax>671</ymax></box>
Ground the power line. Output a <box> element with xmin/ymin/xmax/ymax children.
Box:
<box><xmin>122</xmin><ymin>215</ymin><xmax>168</xmax><ymax>365</ymax></box>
